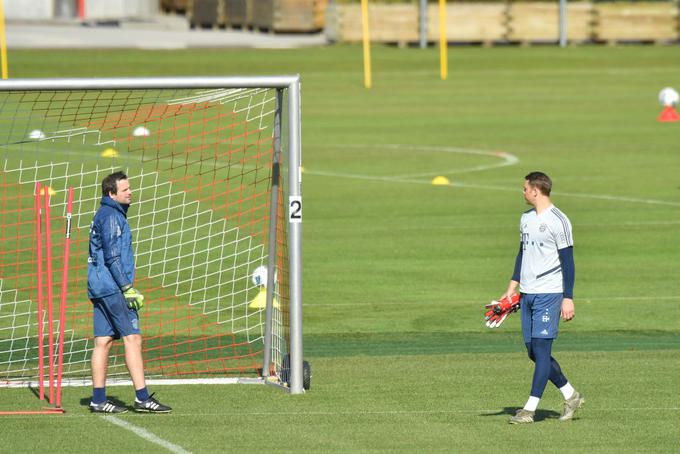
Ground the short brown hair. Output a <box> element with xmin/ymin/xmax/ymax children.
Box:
<box><xmin>102</xmin><ymin>171</ymin><xmax>128</xmax><ymax>197</ymax></box>
<box><xmin>525</xmin><ymin>171</ymin><xmax>552</xmax><ymax>196</ymax></box>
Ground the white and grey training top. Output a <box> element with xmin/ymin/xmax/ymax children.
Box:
<box><xmin>518</xmin><ymin>204</ymin><xmax>573</xmax><ymax>295</ymax></box>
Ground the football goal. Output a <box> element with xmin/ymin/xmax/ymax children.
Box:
<box><xmin>0</xmin><ymin>76</ymin><xmax>305</xmax><ymax>407</ymax></box>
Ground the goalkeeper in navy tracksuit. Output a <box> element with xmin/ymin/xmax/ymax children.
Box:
<box><xmin>501</xmin><ymin>171</ymin><xmax>584</xmax><ymax>424</ymax></box>
<box><xmin>87</xmin><ymin>171</ymin><xmax>171</xmax><ymax>414</ymax></box>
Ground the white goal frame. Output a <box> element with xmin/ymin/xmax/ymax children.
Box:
<box><xmin>0</xmin><ymin>76</ymin><xmax>305</xmax><ymax>394</ymax></box>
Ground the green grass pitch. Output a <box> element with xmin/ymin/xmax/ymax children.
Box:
<box><xmin>1</xmin><ymin>45</ymin><xmax>679</xmax><ymax>452</ymax></box>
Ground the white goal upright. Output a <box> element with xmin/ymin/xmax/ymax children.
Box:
<box><xmin>0</xmin><ymin>76</ymin><xmax>305</xmax><ymax>400</ymax></box>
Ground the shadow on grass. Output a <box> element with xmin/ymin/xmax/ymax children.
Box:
<box><xmin>28</xmin><ymin>386</ymin><xmax>40</xmax><ymax>400</ymax></box>
<box><xmin>480</xmin><ymin>407</ymin><xmax>561</xmax><ymax>422</ymax></box>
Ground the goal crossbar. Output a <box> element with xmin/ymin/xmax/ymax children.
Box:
<box><xmin>0</xmin><ymin>76</ymin><xmax>301</xmax><ymax>91</ymax></box>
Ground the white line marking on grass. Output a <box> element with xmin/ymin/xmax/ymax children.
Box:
<box><xmin>102</xmin><ymin>416</ymin><xmax>192</xmax><ymax>454</ymax></box>
<box><xmin>424</xmin><ymin>181</ymin><xmax>680</xmax><ymax>208</ymax></box>
<box><xmin>552</xmin><ymin>190</ymin><xmax>680</xmax><ymax>208</ymax></box>
<box><xmin>303</xmin><ymin>143</ymin><xmax>680</xmax><ymax>208</ymax></box>
<box><xmin>319</xmin><ymin>144</ymin><xmax>520</xmax><ymax>178</ymax></box>
<box><xmin>444</xmin><ymin>181</ymin><xmax>680</xmax><ymax>207</ymax></box>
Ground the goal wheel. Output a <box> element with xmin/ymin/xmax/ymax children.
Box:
<box><xmin>280</xmin><ymin>354</ymin><xmax>311</xmax><ymax>390</ymax></box>
<box><xmin>302</xmin><ymin>360</ymin><xmax>311</xmax><ymax>391</ymax></box>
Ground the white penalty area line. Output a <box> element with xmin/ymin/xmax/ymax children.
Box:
<box><xmin>102</xmin><ymin>415</ymin><xmax>192</xmax><ymax>454</ymax></box>
<box><xmin>449</xmin><ymin>181</ymin><xmax>680</xmax><ymax>208</ymax></box>
<box><xmin>305</xmin><ymin>169</ymin><xmax>680</xmax><ymax>208</ymax></box>
<box><xmin>332</xmin><ymin>144</ymin><xmax>519</xmax><ymax>179</ymax></box>
<box><xmin>303</xmin><ymin>143</ymin><xmax>680</xmax><ymax>208</ymax></box>
<box><xmin>310</xmin><ymin>144</ymin><xmax>519</xmax><ymax>179</ymax></box>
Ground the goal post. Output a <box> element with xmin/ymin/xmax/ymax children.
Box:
<box><xmin>0</xmin><ymin>76</ymin><xmax>305</xmax><ymax>400</ymax></box>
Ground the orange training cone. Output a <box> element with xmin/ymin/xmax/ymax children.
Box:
<box><xmin>658</xmin><ymin>106</ymin><xmax>680</xmax><ymax>122</ymax></box>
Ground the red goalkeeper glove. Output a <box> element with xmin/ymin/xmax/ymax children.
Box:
<box><xmin>484</xmin><ymin>293</ymin><xmax>520</xmax><ymax>328</ymax></box>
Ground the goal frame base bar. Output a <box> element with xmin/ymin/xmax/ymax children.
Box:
<box><xmin>0</xmin><ymin>377</ymin><xmax>282</xmax><ymax>388</ymax></box>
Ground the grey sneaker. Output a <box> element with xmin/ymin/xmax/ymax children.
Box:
<box><xmin>559</xmin><ymin>391</ymin><xmax>584</xmax><ymax>421</ymax></box>
<box><xmin>90</xmin><ymin>400</ymin><xmax>128</xmax><ymax>414</ymax></box>
<box><xmin>509</xmin><ymin>408</ymin><xmax>535</xmax><ymax>424</ymax></box>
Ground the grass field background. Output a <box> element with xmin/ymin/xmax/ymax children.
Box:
<box><xmin>0</xmin><ymin>45</ymin><xmax>679</xmax><ymax>452</ymax></box>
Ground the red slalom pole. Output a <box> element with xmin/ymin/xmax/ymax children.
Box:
<box><xmin>43</xmin><ymin>188</ymin><xmax>54</xmax><ymax>405</ymax></box>
<box><xmin>77</xmin><ymin>0</ymin><xmax>85</xmax><ymax>20</ymax></box>
<box><xmin>56</xmin><ymin>188</ymin><xmax>73</xmax><ymax>409</ymax></box>
<box><xmin>35</xmin><ymin>183</ymin><xmax>44</xmax><ymax>400</ymax></box>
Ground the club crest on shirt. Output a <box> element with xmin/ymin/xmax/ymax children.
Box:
<box><xmin>539</xmin><ymin>223</ymin><xmax>547</xmax><ymax>232</ymax></box>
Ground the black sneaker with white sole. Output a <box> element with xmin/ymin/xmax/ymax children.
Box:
<box><xmin>134</xmin><ymin>393</ymin><xmax>172</xmax><ymax>413</ymax></box>
<box><xmin>90</xmin><ymin>400</ymin><xmax>128</xmax><ymax>414</ymax></box>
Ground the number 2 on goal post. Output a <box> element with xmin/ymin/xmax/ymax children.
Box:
<box><xmin>289</xmin><ymin>196</ymin><xmax>302</xmax><ymax>223</ymax></box>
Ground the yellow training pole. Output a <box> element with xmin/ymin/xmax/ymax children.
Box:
<box><xmin>439</xmin><ymin>0</ymin><xmax>447</xmax><ymax>80</ymax></box>
<box><xmin>361</xmin><ymin>0</ymin><xmax>372</xmax><ymax>89</ymax></box>
<box><xmin>0</xmin><ymin>0</ymin><xmax>8</xmax><ymax>79</ymax></box>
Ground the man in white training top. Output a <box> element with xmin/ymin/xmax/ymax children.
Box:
<box><xmin>501</xmin><ymin>171</ymin><xmax>584</xmax><ymax>424</ymax></box>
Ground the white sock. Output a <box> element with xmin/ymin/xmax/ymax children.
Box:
<box><xmin>523</xmin><ymin>396</ymin><xmax>540</xmax><ymax>412</ymax></box>
<box><xmin>560</xmin><ymin>383</ymin><xmax>575</xmax><ymax>400</ymax></box>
